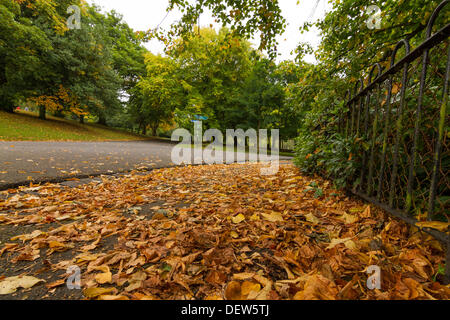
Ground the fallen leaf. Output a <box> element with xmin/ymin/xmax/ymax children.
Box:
<box><xmin>261</xmin><ymin>212</ymin><xmax>284</xmax><ymax>222</ymax></box>
<box><xmin>326</xmin><ymin>237</ymin><xmax>356</xmax><ymax>250</ymax></box>
<box><xmin>97</xmin><ymin>295</ymin><xmax>129</xmax><ymax>300</ymax></box>
<box><xmin>83</xmin><ymin>287</ymin><xmax>114</xmax><ymax>298</ymax></box>
<box><xmin>0</xmin><ymin>276</ymin><xmax>44</xmax><ymax>295</ymax></box>
<box><xmin>415</xmin><ymin>221</ymin><xmax>449</xmax><ymax>232</ymax></box>
<box><xmin>231</xmin><ymin>214</ymin><xmax>245</xmax><ymax>224</ymax></box>
<box><xmin>94</xmin><ymin>266</ymin><xmax>112</xmax><ymax>284</ymax></box>
<box><xmin>241</xmin><ymin>281</ymin><xmax>261</xmax><ymax>298</ymax></box>
<box><xmin>225</xmin><ymin>281</ymin><xmax>242</xmax><ymax>300</ymax></box>
<box><xmin>305</xmin><ymin>213</ymin><xmax>320</xmax><ymax>224</ymax></box>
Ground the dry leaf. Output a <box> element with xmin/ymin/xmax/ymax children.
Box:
<box><xmin>415</xmin><ymin>221</ymin><xmax>449</xmax><ymax>232</ymax></box>
<box><xmin>83</xmin><ymin>287</ymin><xmax>115</xmax><ymax>298</ymax></box>
<box><xmin>305</xmin><ymin>213</ymin><xmax>320</xmax><ymax>224</ymax></box>
<box><xmin>0</xmin><ymin>276</ymin><xmax>44</xmax><ymax>295</ymax></box>
<box><xmin>261</xmin><ymin>212</ymin><xmax>284</xmax><ymax>222</ymax></box>
<box><xmin>231</xmin><ymin>214</ymin><xmax>245</xmax><ymax>224</ymax></box>
<box><xmin>225</xmin><ymin>281</ymin><xmax>242</xmax><ymax>300</ymax></box>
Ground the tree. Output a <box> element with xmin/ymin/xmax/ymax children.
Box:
<box><xmin>239</xmin><ymin>56</ymin><xmax>284</xmax><ymax>134</ymax></box>
<box><xmin>170</xmin><ymin>27</ymin><xmax>254</xmax><ymax>132</ymax></box>
<box><xmin>298</xmin><ymin>0</ymin><xmax>447</xmax><ymax>78</ymax></box>
<box><xmin>164</xmin><ymin>0</ymin><xmax>287</xmax><ymax>59</ymax></box>
<box><xmin>0</xmin><ymin>0</ymin><xmax>51</xmax><ymax>112</ymax></box>
<box><xmin>131</xmin><ymin>53</ymin><xmax>183</xmax><ymax>136</ymax></box>
<box><xmin>87</xmin><ymin>6</ymin><xmax>147</xmax><ymax>125</ymax></box>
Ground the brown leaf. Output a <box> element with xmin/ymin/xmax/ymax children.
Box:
<box><xmin>225</xmin><ymin>281</ymin><xmax>242</xmax><ymax>300</ymax></box>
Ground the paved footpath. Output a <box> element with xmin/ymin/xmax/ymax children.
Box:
<box><xmin>0</xmin><ymin>141</ymin><xmax>291</xmax><ymax>189</ymax></box>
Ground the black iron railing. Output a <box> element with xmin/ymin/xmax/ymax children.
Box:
<box><xmin>337</xmin><ymin>1</ymin><xmax>449</xmax><ymax>283</ymax></box>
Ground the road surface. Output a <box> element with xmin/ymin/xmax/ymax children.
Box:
<box><xmin>0</xmin><ymin>140</ymin><xmax>291</xmax><ymax>189</ymax></box>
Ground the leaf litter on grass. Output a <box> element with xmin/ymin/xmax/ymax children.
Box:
<box><xmin>0</xmin><ymin>163</ymin><xmax>449</xmax><ymax>300</ymax></box>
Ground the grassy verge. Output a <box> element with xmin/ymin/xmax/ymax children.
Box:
<box><xmin>0</xmin><ymin>111</ymin><xmax>149</xmax><ymax>142</ymax></box>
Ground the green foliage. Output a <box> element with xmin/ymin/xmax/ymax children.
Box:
<box><xmin>299</xmin><ymin>0</ymin><xmax>448</xmax><ymax>77</ymax></box>
<box><xmin>239</xmin><ymin>56</ymin><xmax>285</xmax><ymax>132</ymax></box>
<box><xmin>166</xmin><ymin>0</ymin><xmax>287</xmax><ymax>59</ymax></box>
<box><xmin>294</xmin><ymin>131</ymin><xmax>361</xmax><ymax>189</ymax></box>
<box><xmin>170</xmin><ymin>27</ymin><xmax>253</xmax><ymax>132</ymax></box>
<box><xmin>0</xmin><ymin>0</ymin><xmax>147</xmax><ymax>125</ymax></box>
<box><xmin>0</xmin><ymin>0</ymin><xmax>51</xmax><ymax>112</ymax></box>
<box><xmin>130</xmin><ymin>53</ymin><xmax>183</xmax><ymax>136</ymax></box>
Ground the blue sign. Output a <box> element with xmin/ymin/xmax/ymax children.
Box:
<box><xmin>194</xmin><ymin>115</ymin><xmax>208</xmax><ymax>121</ymax></box>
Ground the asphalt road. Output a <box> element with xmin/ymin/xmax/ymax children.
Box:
<box><xmin>0</xmin><ymin>140</ymin><xmax>291</xmax><ymax>189</ymax></box>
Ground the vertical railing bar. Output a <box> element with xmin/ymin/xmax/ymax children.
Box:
<box><xmin>359</xmin><ymin>91</ymin><xmax>372</xmax><ymax>192</ymax></box>
<box><xmin>428</xmin><ymin>44</ymin><xmax>450</xmax><ymax>218</ymax></box>
<box><xmin>406</xmin><ymin>48</ymin><xmax>430</xmax><ymax>214</ymax></box>
<box><xmin>376</xmin><ymin>77</ymin><xmax>394</xmax><ymax>200</ymax></box>
<box><xmin>345</xmin><ymin>103</ymin><xmax>350</xmax><ymax>138</ymax></box>
<box><xmin>356</xmin><ymin>96</ymin><xmax>363</xmax><ymax>137</ymax></box>
<box><xmin>367</xmin><ymin>83</ymin><xmax>382</xmax><ymax>196</ymax></box>
<box><xmin>350</xmin><ymin>100</ymin><xmax>355</xmax><ymax>135</ymax></box>
<box><xmin>360</xmin><ymin>64</ymin><xmax>383</xmax><ymax>194</ymax></box>
<box><xmin>389</xmin><ymin>63</ymin><xmax>410</xmax><ymax>208</ymax></box>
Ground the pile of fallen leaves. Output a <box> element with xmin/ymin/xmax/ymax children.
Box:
<box><xmin>0</xmin><ymin>163</ymin><xmax>448</xmax><ymax>300</ymax></box>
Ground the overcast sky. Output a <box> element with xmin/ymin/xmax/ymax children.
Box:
<box><xmin>85</xmin><ymin>0</ymin><xmax>331</xmax><ymax>63</ymax></box>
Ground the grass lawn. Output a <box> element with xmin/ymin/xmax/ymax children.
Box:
<box><xmin>0</xmin><ymin>111</ymin><xmax>149</xmax><ymax>142</ymax></box>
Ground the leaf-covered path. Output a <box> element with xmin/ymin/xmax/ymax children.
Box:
<box><xmin>0</xmin><ymin>163</ymin><xmax>448</xmax><ymax>300</ymax></box>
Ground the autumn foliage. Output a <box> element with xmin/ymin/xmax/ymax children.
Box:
<box><xmin>0</xmin><ymin>163</ymin><xmax>448</xmax><ymax>299</ymax></box>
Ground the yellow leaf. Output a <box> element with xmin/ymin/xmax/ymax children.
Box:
<box><xmin>415</xmin><ymin>221</ymin><xmax>449</xmax><ymax>232</ymax></box>
<box><xmin>225</xmin><ymin>281</ymin><xmax>242</xmax><ymax>300</ymax></box>
<box><xmin>83</xmin><ymin>287</ymin><xmax>114</xmax><ymax>298</ymax></box>
<box><xmin>344</xmin><ymin>240</ymin><xmax>357</xmax><ymax>250</ymax></box>
<box><xmin>261</xmin><ymin>212</ymin><xmax>284</xmax><ymax>222</ymax></box>
<box><xmin>231</xmin><ymin>214</ymin><xmax>245</xmax><ymax>224</ymax></box>
<box><xmin>49</xmin><ymin>241</ymin><xmax>65</xmax><ymax>248</ymax></box>
<box><xmin>305</xmin><ymin>213</ymin><xmax>320</xmax><ymax>224</ymax></box>
<box><xmin>241</xmin><ymin>281</ymin><xmax>261</xmax><ymax>298</ymax></box>
<box><xmin>326</xmin><ymin>237</ymin><xmax>356</xmax><ymax>250</ymax></box>
<box><xmin>0</xmin><ymin>276</ymin><xmax>44</xmax><ymax>295</ymax></box>
<box><xmin>391</xmin><ymin>83</ymin><xmax>400</xmax><ymax>94</ymax></box>
<box><xmin>293</xmin><ymin>274</ymin><xmax>338</xmax><ymax>300</ymax></box>
<box><xmin>94</xmin><ymin>266</ymin><xmax>112</xmax><ymax>284</ymax></box>
<box><xmin>361</xmin><ymin>205</ymin><xmax>371</xmax><ymax>218</ymax></box>
<box><xmin>233</xmin><ymin>272</ymin><xmax>256</xmax><ymax>280</ymax></box>
<box><xmin>340</xmin><ymin>212</ymin><xmax>359</xmax><ymax>224</ymax></box>
<box><xmin>97</xmin><ymin>295</ymin><xmax>129</xmax><ymax>300</ymax></box>
<box><xmin>230</xmin><ymin>231</ymin><xmax>239</xmax><ymax>239</ymax></box>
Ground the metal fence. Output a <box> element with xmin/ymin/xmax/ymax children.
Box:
<box><xmin>337</xmin><ymin>1</ymin><xmax>449</xmax><ymax>283</ymax></box>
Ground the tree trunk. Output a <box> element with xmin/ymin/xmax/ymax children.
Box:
<box><xmin>142</xmin><ymin>124</ymin><xmax>147</xmax><ymax>136</ymax></box>
<box><xmin>98</xmin><ymin>114</ymin><xmax>107</xmax><ymax>126</ymax></box>
<box><xmin>39</xmin><ymin>105</ymin><xmax>46</xmax><ymax>120</ymax></box>
<box><xmin>54</xmin><ymin>109</ymin><xmax>64</xmax><ymax>118</ymax></box>
<box><xmin>151</xmin><ymin>124</ymin><xmax>158</xmax><ymax>137</ymax></box>
<box><xmin>0</xmin><ymin>95</ymin><xmax>14</xmax><ymax>113</ymax></box>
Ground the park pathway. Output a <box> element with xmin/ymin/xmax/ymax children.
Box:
<box><xmin>0</xmin><ymin>140</ymin><xmax>291</xmax><ymax>189</ymax></box>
